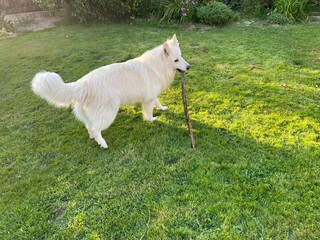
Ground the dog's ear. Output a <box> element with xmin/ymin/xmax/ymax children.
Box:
<box><xmin>163</xmin><ymin>42</ymin><xmax>170</xmax><ymax>56</ymax></box>
<box><xmin>171</xmin><ymin>34</ymin><xmax>178</xmax><ymax>44</ymax></box>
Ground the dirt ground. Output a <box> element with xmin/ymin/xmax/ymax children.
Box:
<box><xmin>1</xmin><ymin>11</ymin><xmax>65</xmax><ymax>38</ymax></box>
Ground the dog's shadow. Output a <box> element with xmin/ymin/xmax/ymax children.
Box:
<box><xmin>92</xmin><ymin>104</ymin><xmax>229</xmax><ymax>155</ymax></box>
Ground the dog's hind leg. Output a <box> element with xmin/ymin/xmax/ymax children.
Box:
<box><xmin>155</xmin><ymin>98</ymin><xmax>168</xmax><ymax>111</ymax></box>
<box><xmin>73</xmin><ymin>105</ymin><xmax>93</xmax><ymax>136</ymax></box>
<box><xmin>90</xmin><ymin>130</ymin><xmax>108</xmax><ymax>148</ymax></box>
<box><xmin>87</xmin><ymin>102</ymin><xmax>120</xmax><ymax>148</ymax></box>
<box><xmin>142</xmin><ymin>100</ymin><xmax>157</xmax><ymax>122</ymax></box>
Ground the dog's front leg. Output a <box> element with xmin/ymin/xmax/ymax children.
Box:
<box><xmin>155</xmin><ymin>98</ymin><xmax>168</xmax><ymax>111</ymax></box>
<box><xmin>142</xmin><ymin>100</ymin><xmax>157</xmax><ymax>122</ymax></box>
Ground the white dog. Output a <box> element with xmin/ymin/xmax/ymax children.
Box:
<box><xmin>32</xmin><ymin>34</ymin><xmax>190</xmax><ymax>148</ymax></box>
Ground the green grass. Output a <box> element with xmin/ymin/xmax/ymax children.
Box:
<box><xmin>0</xmin><ymin>22</ymin><xmax>319</xmax><ymax>239</ymax></box>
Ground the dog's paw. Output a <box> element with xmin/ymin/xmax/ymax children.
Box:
<box><xmin>160</xmin><ymin>106</ymin><xmax>168</xmax><ymax>111</ymax></box>
<box><xmin>143</xmin><ymin>115</ymin><xmax>158</xmax><ymax>122</ymax></box>
<box><xmin>100</xmin><ymin>143</ymin><xmax>108</xmax><ymax>149</ymax></box>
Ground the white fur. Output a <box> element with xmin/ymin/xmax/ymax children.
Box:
<box><xmin>32</xmin><ymin>34</ymin><xmax>190</xmax><ymax>148</ymax></box>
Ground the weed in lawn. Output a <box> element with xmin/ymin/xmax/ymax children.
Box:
<box><xmin>0</xmin><ymin>23</ymin><xmax>319</xmax><ymax>239</ymax></box>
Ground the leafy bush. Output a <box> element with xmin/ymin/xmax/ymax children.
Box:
<box><xmin>222</xmin><ymin>0</ymin><xmax>243</xmax><ymax>10</ymax></box>
<box><xmin>160</xmin><ymin>0</ymin><xmax>199</xmax><ymax>23</ymax></box>
<box><xmin>160</xmin><ymin>1</ymin><xmax>182</xmax><ymax>22</ymax></box>
<box><xmin>32</xmin><ymin>0</ymin><xmax>152</xmax><ymax>22</ymax></box>
<box><xmin>68</xmin><ymin>0</ymin><xmax>130</xmax><ymax>22</ymax></box>
<box><xmin>215</xmin><ymin>0</ymin><xmax>272</xmax><ymax>13</ymax></box>
<box><xmin>196</xmin><ymin>2</ymin><xmax>236</xmax><ymax>25</ymax></box>
<box><xmin>267</xmin><ymin>12</ymin><xmax>291</xmax><ymax>24</ymax></box>
<box><xmin>242</xmin><ymin>0</ymin><xmax>267</xmax><ymax>16</ymax></box>
<box><xmin>126</xmin><ymin>0</ymin><xmax>172</xmax><ymax>18</ymax></box>
<box><xmin>306</xmin><ymin>0</ymin><xmax>320</xmax><ymax>7</ymax></box>
<box><xmin>221</xmin><ymin>0</ymin><xmax>274</xmax><ymax>16</ymax></box>
<box><xmin>146</xmin><ymin>0</ymin><xmax>169</xmax><ymax>15</ymax></box>
<box><xmin>32</xmin><ymin>0</ymin><xmax>64</xmax><ymax>11</ymax></box>
<box><xmin>273</xmin><ymin>0</ymin><xmax>308</xmax><ymax>22</ymax></box>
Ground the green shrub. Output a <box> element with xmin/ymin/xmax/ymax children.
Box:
<box><xmin>273</xmin><ymin>0</ymin><xmax>308</xmax><ymax>22</ymax></box>
<box><xmin>196</xmin><ymin>2</ymin><xmax>236</xmax><ymax>25</ymax></box>
<box><xmin>160</xmin><ymin>1</ymin><xmax>182</xmax><ymax>22</ymax></box>
<box><xmin>220</xmin><ymin>0</ymin><xmax>274</xmax><ymax>16</ymax></box>
<box><xmin>146</xmin><ymin>0</ymin><xmax>169</xmax><ymax>15</ymax></box>
<box><xmin>242</xmin><ymin>0</ymin><xmax>266</xmax><ymax>16</ymax></box>
<box><xmin>213</xmin><ymin>0</ymin><xmax>270</xmax><ymax>14</ymax></box>
<box><xmin>223</xmin><ymin>0</ymin><xmax>243</xmax><ymax>10</ymax></box>
<box><xmin>267</xmin><ymin>12</ymin><xmax>291</xmax><ymax>24</ymax></box>
<box><xmin>306</xmin><ymin>0</ymin><xmax>320</xmax><ymax>7</ymax></box>
<box><xmin>126</xmin><ymin>0</ymin><xmax>174</xmax><ymax>19</ymax></box>
<box><xmin>32</xmin><ymin>0</ymin><xmax>151</xmax><ymax>22</ymax></box>
<box><xmin>68</xmin><ymin>0</ymin><xmax>130</xmax><ymax>22</ymax></box>
<box><xmin>160</xmin><ymin>0</ymin><xmax>198</xmax><ymax>23</ymax></box>
<box><xmin>32</xmin><ymin>0</ymin><xmax>64</xmax><ymax>11</ymax></box>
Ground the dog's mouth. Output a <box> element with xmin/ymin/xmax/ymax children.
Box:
<box><xmin>177</xmin><ymin>66</ymin><xmax>190</xmax><ymax>73</ymax></box>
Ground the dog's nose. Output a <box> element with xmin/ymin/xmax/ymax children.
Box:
<box><xmin>186</xmin><ymin>65</ymin><xmax>191</xmax><ymax>70</ymax></box>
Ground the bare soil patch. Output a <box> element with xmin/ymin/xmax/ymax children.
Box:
<box><xmin>1</xmin><ymin>11</ymin><xmax>64</xmax><ymax>38</ymax></box>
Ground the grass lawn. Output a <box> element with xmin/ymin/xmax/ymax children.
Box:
<box><xmin>0</xmin><ymin>22</ymin><xmax>319</xmax><ymax>239</ymax></box>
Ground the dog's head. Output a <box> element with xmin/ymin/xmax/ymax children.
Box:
<box><xmin>163</xmin><ymin>34</ymin><xmax>190</xmax><ymax>72</ymax></box>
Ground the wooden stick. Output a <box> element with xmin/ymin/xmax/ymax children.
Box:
<box><xmin>180</xmin><ymin>72</ymin><xmax>196</xmax><ymax>148</ymax></box>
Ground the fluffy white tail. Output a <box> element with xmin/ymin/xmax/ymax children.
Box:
<box><xmin>32</xmin><ymin>71</ymin><xmax>75</xmax><ymax>108</ymax></box>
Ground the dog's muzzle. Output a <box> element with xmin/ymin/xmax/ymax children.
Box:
<box><xmin>177</xmin><ymin>64</ymin><xmax>191</xmax><ymax>72</ymax></box>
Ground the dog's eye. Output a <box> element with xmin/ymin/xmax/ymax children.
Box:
<box><xmin>174</xmin><ymin>59</ymin><xmax>179</xmax><ymax>62</ymax></box>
